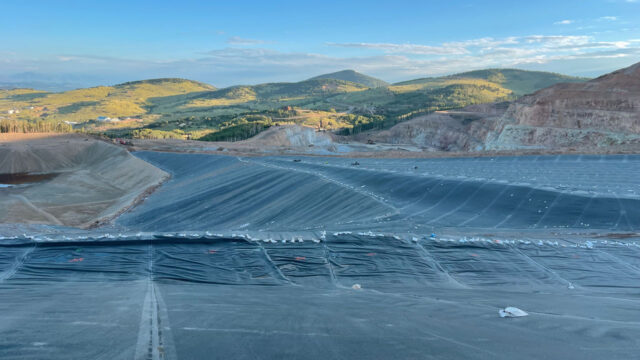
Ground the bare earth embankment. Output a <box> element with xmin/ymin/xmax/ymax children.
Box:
<box><xmin>0</xmin><ymin>133</ymin><xmax>168</xmax><ymax>228</ymax></box>
<box><xmin>127</xmin><ymin>123</ymin><xmax>640</xmax><ymax>159</ymax></box>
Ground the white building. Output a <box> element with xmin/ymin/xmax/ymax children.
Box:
<box><xmin>96</xmin><ymin>116</ymin><xmax>121</xmax><ymax>122</ymax></box>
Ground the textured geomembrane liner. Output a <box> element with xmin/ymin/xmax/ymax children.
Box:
<box><xmin>116</xmin><ymin>152</ymin><xmax>640</xmax><ymax>232</ymax></box>
<box><xmin>1</xmin><ymin>152</ymin><xmax>640</xmax><ymax>359</ymax></box>
<box><xmin>1</xmin><ymin>235</ymin><xmax>640</xmax><ymax>359</ymax></box>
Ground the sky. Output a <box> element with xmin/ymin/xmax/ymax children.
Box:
<box><xmin>1</xmin><ymin>0</ymin><xmax>640</xmax><ymax>89</ymax></box>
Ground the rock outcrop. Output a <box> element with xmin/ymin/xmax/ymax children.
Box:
<box><xmin>366</xmin><ymin>103</ymin><xmax>508</xmax><ymax>151</ymax></box>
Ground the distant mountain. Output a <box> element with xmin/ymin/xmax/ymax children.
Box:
<box><xmin>309</xmin><ymin>70</ymin><xmax>389</xmax><ymax>88</ymax></box>
<box><xmin>2</xmin><ymin>67</ymin><xmax>607</xmax><ymax>147</ymax></box>
<box><xmin>396</xmin><ymin>69</ymin><xmax>588</xmax><ymax>96</ymax></box>
<box><xmin>115</xmin><ymin>78</ymin><xmax>215</xmax><ymax>89</ymax></box>
<box><xmin>0</xmin><ymin>72</ymin><xmax>114</xmax><ymax>91</ymax></box>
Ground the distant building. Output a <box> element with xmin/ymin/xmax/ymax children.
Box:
<box><xmin>96</xmin><ymin>116</ymin><xmax>121</xmax><ymax>122</ymax></box>
<box><xmin>7</xmin><ymin>109</ymin><xmax>20</xmax><ymax>114</ymax></box>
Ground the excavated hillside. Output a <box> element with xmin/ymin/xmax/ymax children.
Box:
<box><xmin>372</xmin><ymin>62</ymin><xmax>640</xmax><ymax>152</ymax></box>
<box><xmin>248</xmin><ymin>124</ymin><xmax>335</xmax><ymax>148</ymax></box>
<box><xmin>0</xmin><ymin>134</ymin><xmax>167</xmax><ymax>227</ymax></box>
<box><xmin>363</xmin><ymin>103</ymin><xmax>509</xmax><ymax>152</ymax></box>
<box><xmin>486</xmin><ymin>62</ymin><xmax>640</xmax><ymax>150</ymax></box>
<box><xmin>129</xmin><ymin>125</ymin><xmax>362</xmax><ymax>155</ymax></box>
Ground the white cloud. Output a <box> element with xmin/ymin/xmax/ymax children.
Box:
<box><xmin>226</xmin><ymin>36</ymin><xmax>267</xmax><ymax>45</ymax></box>
<box><xmin>554</xmin><ymin>19</ymin><xmax>574</xmax><ymax>25</ymax></box>
<box><xmin>326</xmin><ymin>42</ymin><xmax>468</xmax><ymax>55</ymax></box>
<box><xmin>331</xmin><ymin>35</ymin><xmax>604</xmax><ymax>54</ymax></box>
<box><xmin>3</xmin><ymin>33</ymin><xmax>640</xmax><ymax>88</ymax></box>
<box><xmin>555</xmin><ymin>40</ymin><xmax>630</xmax><ymax>50</ymax></box>
<box><xmin>523</xmin><ymin>35</ymin><xmax>591</xmax><ymax>47</ymax></box>
<box><xmin>599</xmin><ymin>16</ymin><xmax>619</xmax><ymax>21</ymax></box>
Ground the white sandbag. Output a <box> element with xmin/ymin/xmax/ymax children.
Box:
<box><xmin>499</xmin><ymin>307</ymin><xmax>528</xmax><ymax>318</ymax></box>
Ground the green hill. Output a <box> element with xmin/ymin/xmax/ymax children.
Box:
<box><xmin>325</xmin><ymin>78</ymin><xmax>514</xmax><ymax>131</ymax></box>
<box><xmin>0</xmin><ymin>78</ymin><xmax>215</xmax><ymax>123</ymax></box>
<box><xmin>146</xmin><ymin>78</ymin><xmax>368</xmax><ymax>119</ymax></box>
<box><xmin>323</xmin><ymin>69</ymin><xmax>589</xmax><ymax>130</ymax></box>
<box><xmin>396</xmin><ymin>69</ymin><xmax>587</xmax><ymax>96</ymax></box>
<box><xmin>309</xmin><ymin>70</ymin><xmax>389</xmax><ymax>88</ymax></box>
<box><xmin>0</xmin><ymin>69</ymin><xmax>589</xmax><ymax>140</ymax></box>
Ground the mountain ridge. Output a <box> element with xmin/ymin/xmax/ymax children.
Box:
<box><xmin>1</xmin><ymin>67</ymin><xmax>597</xmax><ymax>144</ymax></box>
<box><xmin>395</xmin><ymin>68</ymin><xmax>588</xmax><ymax>96</ymax></box>
<box><xmin>308</xmin><ymin>70</ymin><xmax>389</xmax><ymax>88</ymax></box>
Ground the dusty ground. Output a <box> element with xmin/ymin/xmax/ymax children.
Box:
<box><xmin>0</xmin><ymin>133</ymin><xmax>74</xmax><ymax>142</ymax></box>
<box><xmin>0</xmin><ymin>133</ymin><xmax>168</xmax><ymax>228</ymax></box>
<box><xmin>126</xmin><ymin>124</ymin><xmax>640</xmax><ymax>159</ymax></box>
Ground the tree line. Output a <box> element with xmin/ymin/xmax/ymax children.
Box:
<box><xmin>198</xmin><ymin>121</ymin><xmax>272</xmax><ymax>142</ymax></box>
<box><xmin>0</xmin><ymin>119</ymin><xmax>73</xmax><ymax>133</ymax></box>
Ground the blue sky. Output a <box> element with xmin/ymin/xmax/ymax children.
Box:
<box><xmin>1</xmin><ymin>0</ymin><xmax>640</xmax><ymax>88</ymax></box>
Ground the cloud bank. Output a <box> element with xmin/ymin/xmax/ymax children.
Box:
<box><xmin>2</xmin><ymin>33</ymin><xmax>640</xmax><ymax>89</ymax></box>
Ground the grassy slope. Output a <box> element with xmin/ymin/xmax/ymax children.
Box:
<box><xmin>0</xmin><ymin>89</ymin><xmax>50</xmax><ymax>110</ymax></box>
<box><xmin>323</xmin><ymin>78</ymin><xmax>513</xmax><ymax>122</ymax></box>
<box><xmin>396</xmin><ymin>69</ymin><xmax>588</xmax><ymax>96</ymax></box>
<box><xmin>0</xmin><ymin>78</ymin><xmax>215</xmax><ymax>122</ymax></box>
<box><xmin>308</xmin><ymin>70</ymin><xmax>389</xmax><ymax>88</ymax></box>
<box><xmin>146</xmin><ymin>78</ymin><xmax>368</xmax><ymax>121</ymax></box>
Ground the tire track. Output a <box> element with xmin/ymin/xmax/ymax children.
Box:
<box><xmin>135</xmin><ymin>245</ymin><xmax>176</xmax><ymax>360</ymax></box>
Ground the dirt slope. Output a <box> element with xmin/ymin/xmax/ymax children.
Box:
<box><xmin>247</xmin><ymin>125</ymin><xmax>335</xmax><ymax>148</ymax></box>
<box><xmin>371</xmin><ymin>62</ymin><xmax>640</xmax><ymax>152</ymax></box>
<box><xmin>486</xmin><ymin>62</ymin><xmax>640</xmax><ymax>150</ymax></box>
<box><xmin>130</xmin><ymin>125</ymin><xmax>350</xmax><ymax>155</ymax></box>
<box><xmin>0</xmin><ymin>134</ymin><xmax>168</xmax><ymax>227</ymax></box>
<box><xmin>364</xmin><ymin>103</ymin><xmax>509</xmax><ymax>151</ymax></box>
